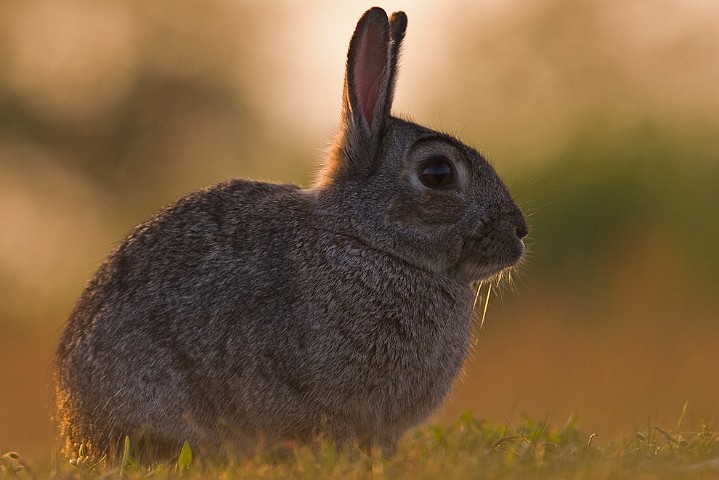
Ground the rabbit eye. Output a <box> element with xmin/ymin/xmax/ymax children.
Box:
<box><xmin>419</xmin><ymin>156</ymin><xmax>454</xmax><ymax>188</ymax></box>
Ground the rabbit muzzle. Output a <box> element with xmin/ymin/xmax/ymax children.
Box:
<box><xmin>454</xmin><ymin>213</ymin><xmax>527</xmax><ymax>282</ymax></box>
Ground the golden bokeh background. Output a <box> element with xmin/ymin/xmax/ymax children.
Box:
<box><xmin>1</xmin><ymin>0</ymin><xmax>718</xmax><ymax>458</ymax></box>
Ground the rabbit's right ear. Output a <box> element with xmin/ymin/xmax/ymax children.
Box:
<box><xmin>317</xmin><ymin>8</ymin><xmax>407</xmax><ymax>187</ymax></box>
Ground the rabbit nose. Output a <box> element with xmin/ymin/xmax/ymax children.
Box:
<box><xmin>517</xmin><ymin>227</ymin><xmax>528</xmax><ymax>240</ymax></box>
<box><xmin>514</xmin><ymin>215</ymin><xmax>528</xmax><ymax>239</ymax></box>
<box><xmin>516</xmin><ymin>223</ymin><xmax>528</xmax><ymax>239</ymax></box>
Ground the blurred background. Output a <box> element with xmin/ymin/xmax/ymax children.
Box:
<box><xmin>1</xmin><ymin>0</ymin><xmax>718</xmax><ymax>459</ymax></box>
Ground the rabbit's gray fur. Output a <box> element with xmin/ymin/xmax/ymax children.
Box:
<box><xmin>55</xmin><ymin>8</ymin><xmax>527</xmax><ymax>459</ymax></box>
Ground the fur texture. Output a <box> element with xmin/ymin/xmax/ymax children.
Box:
<box><xmin>55</xmin><ymin>8</ymin><xmax>527</xmax><ymax>459</ymax></box>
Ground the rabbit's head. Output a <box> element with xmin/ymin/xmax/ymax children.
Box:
<box><xmin>315</xmin><ymin>8</ymin><xmax>527</xmax><ymax>284</ymax></box>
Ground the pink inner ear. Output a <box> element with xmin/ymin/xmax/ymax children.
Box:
<box><xmin>353</xmin><ymin>24</ymin><xmax>387</xmax><ymax>127</ymax></box>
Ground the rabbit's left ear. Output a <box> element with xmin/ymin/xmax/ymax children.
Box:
<box><xmin>319</xmin><ymin>8</ymin><xmax>407</xmax><ymax>186</ymax></box>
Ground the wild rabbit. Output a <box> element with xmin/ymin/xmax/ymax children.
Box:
<box><xmin>55</xmin><ymin>7</ymin><xmax>527</xmax><ymax>460</ymax></box>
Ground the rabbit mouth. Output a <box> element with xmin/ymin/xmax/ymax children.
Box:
<box><xmin>454</xmin><ymin>230</ymin><xmax>525</xmax><ymax>282</ymax></box>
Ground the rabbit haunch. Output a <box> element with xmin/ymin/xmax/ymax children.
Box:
<box><xmin>55</xmin><ymin>8</ymin><xmax>527</xmax><ymax>459</ymax></box>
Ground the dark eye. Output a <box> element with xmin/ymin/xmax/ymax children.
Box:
<box><xmin>419</xmin><ymin>155</ymin><xmax>454</xmax><ymax>188</ymax></box>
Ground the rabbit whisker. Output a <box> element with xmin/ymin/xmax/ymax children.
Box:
<box><xmin>480</xmin><ymin>282</ymin><xmax>492</xmax><ymax>330</ymax></box>
<box><xmin>472</xmin><ymin>281</ymin><xmax>483</xmax><ymax>310</ymax></box>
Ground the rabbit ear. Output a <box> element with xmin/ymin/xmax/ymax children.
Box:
<box><xmin>347</xmin><ymin>8</ymin><xmax>406</xmax><ymax>131</ymax></box>
<box><xmin>316</xmin><ymin>9</ymin><xmax>407</xmax><ymax>187</ymax></box>
<box><xmin>388</xmin><ymin>11</ymin><xmax>408</xmax><ymax>87</ymax></box>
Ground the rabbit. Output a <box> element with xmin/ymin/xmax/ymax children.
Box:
<box><xmin>55</xmin><ymin>7</ymin><xmax>527</xmax><ymax>460</ymax></box>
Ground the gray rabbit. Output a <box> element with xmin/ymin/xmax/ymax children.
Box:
<box><xmin>55</xmin><ymin>7</ymin><xmax>527</xmax><ymax>460</ymax></box>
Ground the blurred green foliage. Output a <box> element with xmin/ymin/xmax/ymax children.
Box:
<box><xmin>520</xmin><ymin>122</ymin><xmax>719</xmax><ymax>291</ymax></box>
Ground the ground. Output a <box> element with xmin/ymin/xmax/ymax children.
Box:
<box><xmin>3</xmin><ymin>414</ymin><xmax>718</xmax><ymax>479</ymax></box>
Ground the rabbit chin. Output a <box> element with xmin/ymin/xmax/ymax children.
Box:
<box><xmin>453</xmin><ymin>261</ymin><xmax>513</xmax><ymax>283</ymax></box>
<box><xmin>452</xmin><ymin>239</ymin><xmax>525</xmax><ymax>283</ymax></box>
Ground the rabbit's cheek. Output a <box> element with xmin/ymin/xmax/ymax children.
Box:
<box><xmin>387</xmin><ymin>193</ymin><xmax>466</xmax><ymax>227</ymax></box>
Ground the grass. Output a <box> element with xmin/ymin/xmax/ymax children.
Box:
<box><xmin>2</xmin><ymin>413</ymin><xmax>718</xmax><ymax>479</ymax></box>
